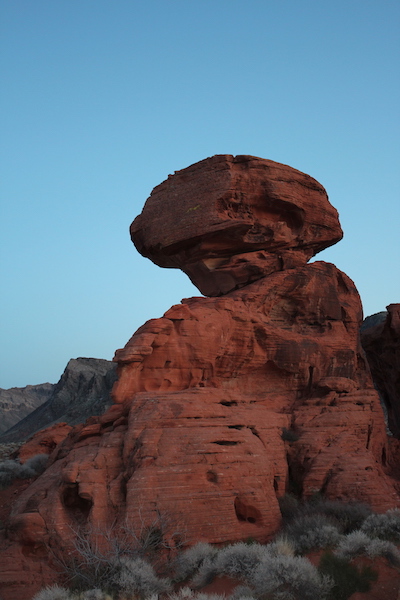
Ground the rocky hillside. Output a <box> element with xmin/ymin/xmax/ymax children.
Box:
<box><xmin>0</xmin><ymin>357</ymin><xmax>117</xmax><ymax>443</ymax></box>
<box><xmin>0</xmin><ymin>383</ymin><xmax>53</xmax><ymax>435</ymax></box>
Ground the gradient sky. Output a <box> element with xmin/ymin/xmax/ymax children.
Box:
<box><xmin>1</xmin><ymin>0</ymin><xmax>399</xmax><ymax>389</ymax></box>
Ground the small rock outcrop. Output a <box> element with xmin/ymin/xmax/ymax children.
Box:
<box><xmin>0</xmin><ymin>358</ymin><xmax>117</xmax><ymax>443</ymax></box>
<box><xmin>361</xmin><ymin>304</ymin><xmax>400</xmax><ymax>437</ymax></box>
<box><xmin>0</xmin><ymin>156</ymin><xmax>398</xmax><ymax>600</ymax></box>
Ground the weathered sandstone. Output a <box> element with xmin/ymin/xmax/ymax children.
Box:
<box><xmin>131</xmin><ymin>155</ymin><xmax>343</xmax><ymax>296</ymax></box>
<box><xmin>0</xmin><ymin>156</ymin><xmax>398</xmax><ymax>600</ymax></box>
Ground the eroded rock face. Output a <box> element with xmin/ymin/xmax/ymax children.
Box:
<box><xmin>0</xmin><ymin>156</ymin><xmax>398</xmax><ymax>600</ymax></box>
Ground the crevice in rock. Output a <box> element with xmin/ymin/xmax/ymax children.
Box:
<box><xmin>382</xmin><ymin>446</ymin><xmax>387</xmax><ymax>467</ymax></box>
<box><xmin>212</xmin><ymin>440</ymin><xmax>240</xmax><ymax>446</ymax></box>
<box><xmin>366</xmin><ymin>423</ymin><xmax>373</xmax><ymax>449</ymax></box>
<box><xmin>320</xmin><ymin>469</ymin><xmax>334</xmax><ymax>495</ymax></box>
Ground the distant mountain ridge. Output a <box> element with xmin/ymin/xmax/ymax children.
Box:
<box><xmin>0</xmin><ymin>357</ymin><xmax>117</xmax><ymax>443</ymax></box>
<box><xmin>0</xmin><ymin>383</ymin><xmax>54</xmax><ymax>435</ymax></box>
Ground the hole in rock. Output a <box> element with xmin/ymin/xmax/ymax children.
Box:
<box><xmin>220</xmin><ymin>400</ymin><xmax>238</xmax><ymax>406</ymax></box>
<box><xmin>62</xmin><ymin>484</ymin><xmax>92</xmax><ymax>519</ymax></box>
<box><xmin>234</xmin><ymin>497</ymin><xmax>262</xmax><ymax>524</ymax></box>
<box><xmin>206</xmin><ymin>470</ymin><xmax>218</xmax><ymax>483</ymax></box>
<box><xmin>382</xmin><ymin>447</ymin><xmax>387</xmax><ymax>466</ymax></box>
<box><xmin>228</xmin><ymin>425</ymin><xmax>244</xmax><ymax>430</ymax></box>
<box><xmin>212</xmin><ymin>440</ymin><xmax>240</xmax><ymax>446</ymax></box>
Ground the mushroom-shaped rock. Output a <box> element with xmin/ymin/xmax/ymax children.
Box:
<box><xmin>131</xmin><ymin>155</ymin><xmax>343</xmax><ymax>295</ymax></box>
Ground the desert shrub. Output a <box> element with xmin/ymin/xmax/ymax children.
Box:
<box><xmin>229</xmin><ymin>585</ymin><xmax>257</xmax><ymax>600</ymax></box>
<box><xmin>282</xmin><ymin>513</ymin><xmax>341</xmax><ymax>554</ymax></box>
<box><xmin>78</xmin><ymin>591</ymin><xmax>110</xmax><ymax>600</ymax></box>
<box><xmin>58</xmin><ymin>532</ymin><xmax>118</xmax><ymax>592</ymax></box>
<box><xmin>23</xmin><ymin>453</ymin><xmax>49</xmax><ymax>475</ymax></box>
<box><xmin>249</xmin><ymin>554</ymin><xmax>333</xmax><ymax>600</ymax></box>
<box><xmin>189</xmin><ymin>541</ymin><xmax>288</xmax><ymax>588</ymax></box>
<box><xmin>32</xmin><ymin>585</ymin><xmax>73</xmax><ymax>600</ymax></box>
<box><xmin>319</xmin><ymin>551</ymin><xmax>377</xmax><ymax>599</ymax></box>
<box><xmin>266</xmin><ymin>536</ymin><xmax>295</xmax><ymax>557</ymax></box>
<box><xmin>0</xmin><ymin>454</ymin><xmax>49</xmax><ymax>488</ymax></box>
<box><xmin>56</xmin><ymin>511</ymin><xmax>184</xmax><ymax>591</ymax></box>
<box><xmin>335</xmin><ymin>531</ymin><xmax>374</xmax><ymax>560</ymax></box>
<box><xmin>286</xmin><ymin>498</ymin><xmax>372</xmax><ymax>534</ymax></box>
<box><xmin>0</xmin><ymin>459</ymin><xmax>22</xmax><ymax>487</ymax></box>
<box><xmin>360</xmin><ymin>508</ymin><xmax>400</xmax><ymax>542</ymax></box>
<box><xmin>335</xmin><ymin>530</ymin><xmax>400</xmax><ymax>566</ymax></box>
<box><xmin>174</xmin><ymin>542</ymin><xmax>218</xmax><ymax>581</ymax></box>
<box><xmin>112</xmin><ymin>555</ymin><xmax>171</xmax><ymax>597</ymax></box>
<box><xmin>367</xmin><ymin>538</ymin><xmax>400</xmax><ymax>566</ymax></box>
<box><xmin>212</xmin><ymin>542</ymin><xmax>270</xmax><ymax>580</ymax></box>
<box><xmin>310</xmin><ymin>499</ymin><xmax>372</xmax><ymax>534</ymax></box>
<box><xmin>168</xmin><ymin>588</ymin><xmax>226</xmax><ymax>600</ymax></box>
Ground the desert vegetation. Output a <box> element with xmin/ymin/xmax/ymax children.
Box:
<box><xmin>0</xmin><ymin>453</ymin><xmax>48</xmax><ymax>488</ymax></box>
<box><xmin>30</xmin><ymin>497</ymin><xmax>400</xmax><ymax>600</ymax></box>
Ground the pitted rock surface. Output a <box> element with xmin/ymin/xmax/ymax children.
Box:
<box><xmin>0</xmin><ymin>156</ymin><xmax>398</xmax><ymax>600</ymax></box>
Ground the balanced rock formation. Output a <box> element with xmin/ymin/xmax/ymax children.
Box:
<box><xmin>0</xmin><ymin>357</ymin><xmax>118</xmax><ymax>444</ymax></box>
<box><xmin>131</xmin><ymin>155</ymin><xmax>343</xmax><ymax>296</ymax></box>
<box><xmin>1</xmin><ymin>156</ymin><xmax>399</xmax><ymax>600</ymax></box>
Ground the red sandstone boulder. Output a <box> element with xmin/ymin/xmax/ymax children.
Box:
<box><xmin>131</xmin><ymin>155</ymin><xmax>343</xmax><ymax>296</ymax></box>
<box><xmin>0</xmin><ymin>156</ymin><xmax>398</xmax><ymax>600</ymax></box>
<box><xmin>18</xmin><ymin>423</ymin><xmax>72</xmax><ymax>462</ymax></box>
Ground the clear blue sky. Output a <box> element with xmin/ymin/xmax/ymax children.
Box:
<box><xmin>1</xmin><ymin>1</ymin><xmax>399</xmax><ymax>389</ymax></box>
